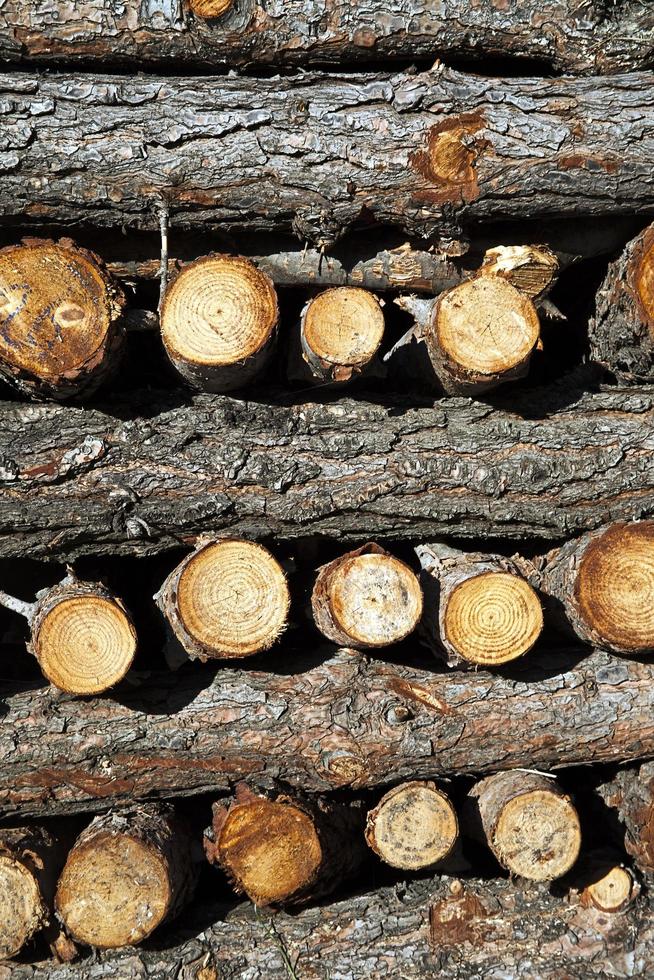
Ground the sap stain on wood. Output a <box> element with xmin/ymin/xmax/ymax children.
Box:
<box><xmin>411</xmin><ymin>114</ymin><xmax>487</xmax><ymax>206</ymax></box>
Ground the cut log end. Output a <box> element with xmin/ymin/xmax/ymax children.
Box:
<box><xmin>318</xmin><ymin>550</ymin><xmax>423</xmax><ymax>648</ymax></box>
<box><xmin>33</xmin><ymin>595</ymin><xmax>137</xmax><ymax>695</ymax></box>
<box><xmin>443</xmin><ymin>571</ymin><xmax>543</xmax><ymax>666</ymax></box>
<box><xmin>493</xmin><ymin>788</ymin><xmax>581</xmax><ymax>881</ymax></box>
<box><xmin>636</xmin><ymin>236</ymin><xmax>654</xmax><ymax>327</ymax></box>
<box><xmin>188</xmin><ymin>0</ymin><xmax>233</xmax><ymax>16</ymax></box>
<box><xmin>365</xmin><ymin>782</ymin><xmax>458</xmax><ymax>870</ymax></box>
<box><xmin>56</xmin><ymin>833</ymin><xmax>171</xmax><ymax>948</ymax></box>
<box><xmin>301</xmin><ymin>287</ymin><xmax>385</xmax><ymax>381</ymax></box>
<box><xmin>575</xmin><ymin>521</ymin><xmax>654</xmax><ymax>654</ymax></box>
<box><xmin>161</xmin><ymin>255</ymin><xmax>278</xmax><ymax>391</ymax></box>
<box><xmin>431</xmin><ymin>277</ymin><xmax>540</xmax><ymax>388</ymax></box>
<box><xmin>177</xmin><ymin>539</ymin><xmax>290</xmax><ymax>658</ymax></box>
<box><xmin>0</xmin><ymin>240</ymin><xmax>123</xmax><ymax>396</ymax></box>
<box><xmin>480</xmin><ymin>245</ymin><xmax>559</xmax><ymax>300</ymax></box>
<box><xmin>215</xmin><ymin>799</ymin><xmax>323</xmax><ymax>906</ymax></box>
<box><xmin>0</xmin><ymin>855</ymin><xmax>44</xmax><ymax>959</ymax></box>
<box><xmin>584</xmin><ymin>864</ymin><xmax>636</xmax><ymax>913</ymax></box>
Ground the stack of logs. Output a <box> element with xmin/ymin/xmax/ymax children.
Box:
<box><xmin>1</xmin><ymin>2</ymin><xmax>654</xmax><ymax>978</ymax></box>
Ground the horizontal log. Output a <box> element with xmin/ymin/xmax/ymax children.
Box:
<box><xmin>1</xmin><ymin>69</ymin><xmax>653</xmax><ymax>243</ymax></box>
<box><xmin>0</xmin><ymin>383</ymin><xmax>652</xmax><ymax>560</ymax></box>
<box><xmin>1</xmin><ymin>0</ymin><xmax>652</xmax><ymax>75</ymax></box>
<box><xmin>4</xmin><ymin>874</ymin><xmax>653</xmax><ymax>979</ymax></box>
<box><xmin>1</xmin><ymin>646</ymin><xmax>653</xmax><ymax>819</ymax></box>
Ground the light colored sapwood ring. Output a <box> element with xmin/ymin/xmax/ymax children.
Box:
<box><xmin>302</xmin><ymin>287</ymin><xmax>385</xmax><ymax>366</ymax></box>
<box><xmin>0</xmin><ymin>856</ymin><xmax>44</xmax><ymax>958</ymax></box>
<box><xmin>329</xmin><ymin>552</ymin><xmax>423</xmax><ymax>647</ymax></box>
<box><xmin>586</xmin><ymin>865</ymin><xmax>635</xmax><ymax>912</ymax></box>
<box><xmin>443</xmin><ymin>571</ymin><xmax>543</xmax><ymax>665</ymax></box>
<box><xmin>0</xmin><ymin>241</ymin><xmax>116</xmax><ymax>380</ymax></box>
<box><xmin>177</xmin><ymin>539</ymin><xmax>290</xmax><ymax>658</ymax></box>
<box><xmin>366</xmin><ymin>782</ymin><xmax>458</xmax><ymax>870</ymax></box>
<box><xmin>434</xmin><ymin>276</ymin><xmax>540</xmax><ymax>376</ymax></box>
<box><xmin>160</xmin><ymin>255</ymin><xmax>278</xmax><ymax>367</ymax></box>
<box><xmin>33</xmin><ymin>595</ymin><xmax>137</xmax><ymax>695</ymax></box>
<box><xmin>218</xmin><ymin>799</ymin><xmax>322</xmax><ymax>906</ymax></box>
<box><xmin>575</xmin><ymin>522</ymin><xmax>654</xmax><ymax>653</ymax></box>
<box><xmin>637</xmin><ymin>238</ymin><xmax>654</xmax><ymax>324</ymax></box>
<box><xmin>494</xmin><ymin>789</ymin><xmax>581</xmax><ymax>881</ymax></box>
<box><xmin>56</xmin><ymin>833</ymin><xmax>171</xmax><ymax>948</ymax></box>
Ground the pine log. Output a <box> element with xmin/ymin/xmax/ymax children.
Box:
<box><xmin>365</xmin><ymin>781</ymin><xmax>458</xmax><ymax>871</ymax></box>
<box><xmin>0</xmin><ymin>239</ymin><xmax>125</xmax><ymax>401</ymax></box>
<box><xmin>160</xmin><ymin>256</ymin><xmax>279</xmax><ymax>392</ymax></box>
<box><xmin>1</xmin><ymin>646</ymin><xmax>654</xmax><ymax>819</ymax></box>
<box><xmin>0</xmin><ymin>825</ymin><xmax>69</xmax><ymax>960</ymax></box>
<box><xmin>0</xmin><ymin>572</ymin><xmax>137</xmax><ymax>694</ymax></box>
<box><xmin>5</xmin><ymin>874</ymin><xmax>654</xmax><ymax>979</ymax></box>
<box><xmin>466</xmin><ymin>771</ymin><xmax>581</xmax><ymax>881</ymax></box>
<box><xmin>1</xmin><ymin>0</ymin><xmax>652</xmax><ymax>74</ymax></box>
<box><xmin>537</xmin><ymin>521</ymin><xmax>654</xmax><ymax>656</ymax></box>
<box><xmin>589</xmin><ymin>223</ymin><xmax>654</xmax><ymax>383</ymax></box>
<box><xmin>297</xmin><ymin>288</ymin><xmax>385</xmax><ymax>385</ymax></box>
<box><xmin>598</xmin><ymin>763</ymin><xmax>654</xmax><ymax>878</ymax></box>
<box><xmin>2</xmin><ymin>71</ymin><xmax>654</xmax><ymax>244</ymax></box>
<box><xmin>573</xmin><ymin>850</ymin><xmax>640</xmax><ymax>914</ymax></box>
<box><xmin>417</xmin><ymin>543</ymin><xmax>543</xmax><ymax>668</ymax></box>
<box><xmin>204</xmin><ymin>784</ymin><xmax>365</xmax><ymax>907</ymax></box>
<box><xmin>55</xmin><ymin>805</ymin><xmax>198</xmax><ymax>949</ymax></box>
<box><xmin>0</xmin><ymin>384</ymin><xmax>653</xmax><ymax>561</ymax></box>
<box><xmin>155</xmin><ymin>538</ymin><xmax>290</xmax><ymax>661</ymax></box>
<box><xmin>311</xmin><ymin>543</ymin><xmax>423</xmax><ymax>648</ymax></box>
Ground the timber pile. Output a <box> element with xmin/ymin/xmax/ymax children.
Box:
<box><xmin>0</xmin><ymin>3</ymin><xmax>654</xmax><ymax>979</ymax></box>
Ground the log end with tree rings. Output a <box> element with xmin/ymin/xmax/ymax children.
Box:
<box><xmin>480</xmin><ymin>244</ymin><xmax>559</xmax><ymax>300</ymax></box>
<box><xmin>300</xmin><ymin>287</ymin><xmax>385</xmax><ymax>383</ymax></box>
<box><xmin>582</xmin><ymin>863</ymin><xmax>638</xmax><ymax>913</ymax></box>
<box><xmin>0</xmin><ymin>239</ymin><xmax>125</xmax><ymax>400</ymax></box>
<box><xmin>428</xmin><ymin>276</ymin><xmax>540</xmax><ymax>393</ymax></box>
<box><xmin>0</xmin><ymin>853</ymin><xmax>45</xmax><ymax>958</ymax></box>
<box><xmin>160</xmin><ymin>255</ymin><xmax>278</xmax><ymax>392</ymax></box>
<box><xmin>188</xmin><ymin>0</ymin><xmax>233</xmax><ymax>16</ymax></box>
<box><xmin>312</xmin><ymin>545</ymin><xmax>423</xmax><ymax>648</ymax></box>
<box><xmin>210</xmin><ymin>797</ymin><xmax>324</xmax><ymax>906</ymax></box>
<box><xmin>636</xmin><ymin>230</ymin><xmax>654</xmax><ymax>327</ymax></box>
<box><xmin>32</xmin><ymin>592</ymin><xmax>137</xmax><ymax>695</ymax></box>
<box><xmin>174</xmin><ymin>539</ymin><xmax>290</xmax><ymax>659</ymax></box>
<box><xmin>442</xmin><ymin>571</ymin><xmax>543</xmax><ymax>666</ymax></box>
<box><xmin>365</xmin><ymin>782</ymin><xmax>458</xmax><ymax>871</ymax></box>
<box><xmin>574</xmin><ymin>521</ymin><xmax>654</xmax><ymax>655</ymax></box>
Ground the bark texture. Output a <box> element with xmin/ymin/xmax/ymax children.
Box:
<box><xmin>1</xmin><ymin>70</ymin><xmax>653</xmax><ymax>244</ymax></box>
<box><xmin>4</xmin><ymin>874</ymin><xmax>654</xmax><ymax>979</ymax></box>
<box><xmin>589</xmin><ymin>223</ymin><xmax>654</xmax><ymax>383</ymax></box>
<box><xmin>598</xmin><ymin>763</ymin><xmax>654</xmax><ymax>879</ymax></box>
<box><xmin>0</xmin><ymin>383</ymin><xmax>653</xmax><ymax>560</ymax></box>
<box><xmin>0</xmin><ymin>646</ymin><xmax>653</xmax><ymax>819</ymax></box>
<box><xmin>0</xmin><ymin>0</ymin><xmax>652</xmax><ymax>74</ymax></box>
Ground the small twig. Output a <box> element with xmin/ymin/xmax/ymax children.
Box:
<box><xmin>158</xmin><ymin>204</ymin><xmax>170</xmax><ymax>315</ymax></box>
<box><xmin>0</xmin><ymin>589</ymin><xmax>36</xmax><ymax>621</ymax></box>
<box><xmin>254</xmin><ymin>908</ymin><xmax>299</xmax><ymax>980</ymax></box>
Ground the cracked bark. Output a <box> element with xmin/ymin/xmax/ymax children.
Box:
<box><xmin>0</xmin><ymin>646</ymin><xmax>652</xmax><ymax>819</ymax></box>
<box><xmin>0</xmin><ymin>383</ymin><xmax>652</xmax><ymax>560</ymax></box>
<box><xmin>4</xmin><ymin>874</ymin><xmax>654</xmax><ymax>979</ymax></box>
<box><xmin>598</xmin><ymin>763</ymin><xmax>654</xmax><ymax>879</ymax></box>
<box><xmin>0</xmin><ymin>70</ymin><xmax>653</xmax><ymax>244</ymax></box>
<box><xmin>0</xmin><ymin>0</ymin><xmax>652</xmax><ymax>75</ymax></box>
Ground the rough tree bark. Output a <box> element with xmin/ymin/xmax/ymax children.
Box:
<box><xmin>1</xmin><ymin>69</ymin><xmax>653</xmax><ymax>244</ymax></box>
<box><xmin>0</xmin><ymin>383</ymin><xmax>652</xmax><ymax>560</ymax></box>
<box><xmin>598</xmin><ymin>763</ymin><xmax>654</xmax><ymax>879</ymax></box>
<box><xmin>0</xmin><ymin>0</ymin><xmax>652</xmax><ymax>75</ymax></box>
<box><xmin>0</xmin><ymin>646</ymin><xmax>653</xmax><ymax>819</ymax></box>
<box><xmin>4</xmin><ymin>875</ymin><xmax>654</xmax><ymax>979</ymax></box>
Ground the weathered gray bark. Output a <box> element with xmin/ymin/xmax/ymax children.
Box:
<box><xmin>4</xmin><ymin>874</ymin><xmax>654</xmax><ymax>979</ymax></box>
<box><xmin>0</xmin><ymin>383</ymin><xmax>652</xmax><ymax>560</ymax></box>
<box><xmin>1</xmin><ymin>70</ymin><xmax>653</xmax><ymax>244</ymax></box>
<box><xmin>0</xmin><ymin>646</ymin><xmax>653</xmax><ymax>819</ymax></box>
<box><xmin>1</xmin><ymin>0</ymin><xmax>652</xmax><ymax>74</ymax></box>
<box><xmin>598</xmin><ymin>763</ymin><xmax>654</xmax><ymax>879</ymax></box>
<box><xmin>589</xmin><ymin>223</ymin><xmax>654</xmax><ymax>383</ymax></box>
